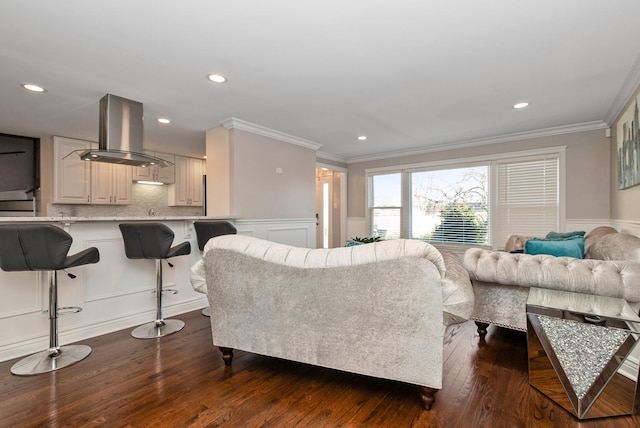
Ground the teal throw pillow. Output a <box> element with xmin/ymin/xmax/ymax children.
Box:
<box><xmin>525</xmin><ymin>237</ymin><xmax>585</xmax><ymax>259</ymax></box>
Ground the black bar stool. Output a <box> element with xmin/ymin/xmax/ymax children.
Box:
<box><xmin>0</xmin><ymin>224</ymin><xmax>99</xmax><ymax>375</ymax></box>
<box><xmin>193</xmin><ymin>220</ymin><xmax>237</xmax><ymax>316</ymax></box>
<box><xmin>119</xmin><ymin>222</ymin><xmax>191</xmax><ymax>339</ymax></box>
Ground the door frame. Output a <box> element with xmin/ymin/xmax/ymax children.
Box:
<box><xmin>316</xmin><ymin>162</ymin><xmax>347</xmax><ymax>248</ymax></box>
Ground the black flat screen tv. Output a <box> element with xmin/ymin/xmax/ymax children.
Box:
<box><xmin>0</xmin><ymin>133</ymin><xmax>40</xmax><ymax>196</ymax></box>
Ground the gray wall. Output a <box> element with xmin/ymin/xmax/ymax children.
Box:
<box><xmin>347</xmin><ymin>129</ymin><xmax>611</xmax><ymax>220</ymax></box>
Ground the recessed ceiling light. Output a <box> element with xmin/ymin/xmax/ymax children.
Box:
<box><xmin>157</xmin><ymin>118</ymin><xmax>171</xmax><ymax>124</ymax></box>
<box><xmin>513</xmin><ymin>102</ymin><xmax>529</xmax><ymax>109</ymax></box>
<box><xmin>357</xmin><ymin>135</ymin><xmax>367</xmax><ymax>141</ymax></box>
<box><xmin>208</xmin><ymin>74</ymin><xmax>227</xmax><ymax>83</ymax></box>
<box><xmin>21</xmin><ymin>83</ymin><xmax>46</xmax><ymax>93</ymax></box>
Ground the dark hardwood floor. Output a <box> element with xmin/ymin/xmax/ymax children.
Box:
<box><xmin>2</xmin><ymin>310</ymin><xmax>638</xmax><ymax>427</ymax></box>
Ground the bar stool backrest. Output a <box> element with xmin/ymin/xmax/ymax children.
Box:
<box><xmin>0</xmin><ymin>224</ymin><xmax>73</xmax><ymax>271</ymax></box>
<box><xmin>119</xmin><ymin>222</ymin><xmax>175</xmax><ymax>260</ymax></box>
<box><xmin>194</xmin><ymin>220</ymin><xmax>237</xmax><ymax>251</ymax></box>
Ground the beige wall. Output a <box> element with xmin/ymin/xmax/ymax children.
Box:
<box><xmin>206</xmin><ymin>126</ymin><xmax>233</xmax><ymax>216</ymax></box>
<box><xmin>207</xmin><ymin>127</ymin><xmax>316</xmax><ymax>219</ymax></box>
<box><xmin>347</xmin><ymin>129</ymin><xmax>610</xmax><ymax>220</ymax></box>
<box><xmin>610</xmin><ymin>85</ymin><xmax>640</xmax><ymax>222</ymax></box>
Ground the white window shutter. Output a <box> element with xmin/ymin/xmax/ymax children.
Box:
<box><xmin>495</xmin><ymin>157</ymin><xmax>559</xmax><ymax>248</ymax></box>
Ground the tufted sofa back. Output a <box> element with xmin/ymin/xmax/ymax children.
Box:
<box><xmin>463</xmin><ymin>248</ymin><xmax>640</xmax><ymax>306</ymax></box>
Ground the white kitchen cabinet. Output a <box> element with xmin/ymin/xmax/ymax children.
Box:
<box><xmin>132</xmin><ymin>151</ymin><xmax>175</xmax><ymax>184</ymax></box>
<box><xmin>91</xmin><ymin>161</ymin><xmax>132</xmax><ymax>205</ymax></box>
<box><xmin>53</xmin><ymin>136</ymin><xmax>92</xmax><ymax>204</ymax></box>
<box><xmin>168</xmin><ymin>156</ymin><xmax>203</xmax><ymax>206</ymax></box>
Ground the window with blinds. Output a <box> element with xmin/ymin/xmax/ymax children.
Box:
<box><xmin>366</xmin><ymin>148</ymin><xmax>563</xmax><ymax>248</ymax></box>
<box><xmin>410</xmin><ymin>166</ymin><xmax>488</xmax><ymax>245</ymax></box>
<box><xmin>494</xmin><ymin>157</ymin><xmax>559</xmax><ymax>247</ymax></box>
<box><xmin>368</xmin><ymin>173</ymin><xmax>402</xmax><ymax>239</ymax></box>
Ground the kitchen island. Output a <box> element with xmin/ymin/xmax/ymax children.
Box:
<box><xmin>0</xmin><ymin>216</ymin><xmax>232</xmax><ymax>362</ymax></box>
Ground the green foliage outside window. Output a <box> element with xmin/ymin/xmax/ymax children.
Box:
<box><xmin>426</xmin><ymin>203</ymin><xmax>487</xmax><ymax>244</ymax></box>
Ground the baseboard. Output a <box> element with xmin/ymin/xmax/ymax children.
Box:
<box><xmin>620</xmin><ymin>355</ymin><xmax>640</xmax><ymax>381</ymax></box>
<box><xmin>0</xmin><ymin>296</ymin><xmax>207</xmax><ymax>363</ymax></box>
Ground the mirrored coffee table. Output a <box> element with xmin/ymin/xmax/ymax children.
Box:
<box><xmin>527</xmin><ymin>287</ymin><xmax>640</xmax><ymax>419</ymax></box>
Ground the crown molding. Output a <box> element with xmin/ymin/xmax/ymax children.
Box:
<box><xmin>316</xmin><ymin>150</ymin><xmax>348</xmax><ymax>164</ymax></box>
<box><xmin>220</xmin><ymin>117</ymin><xmax>322</xmax><ymax>151</ymax></box>
<box><xmin>605</xmin><ymin>50</ymin><xmax>640</xmax><ymax>125</ymax></box>
<box><xmin>345</xmin><ymin>121</ymin><xmax>608</xmax><ymax>164</ymax></box>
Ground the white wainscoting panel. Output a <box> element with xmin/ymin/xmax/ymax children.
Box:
<box><xmin>0</xmin><ymin>219</ymin><xmax>207</xmax><ymax>363</ymax></box>
<box><xmin>564</xmin><ymin>219</ymin><xmax>611</xmax><ymax>234</ymax></box>
<box><xmin>235</xmin><ymin>218</ymin><xmax>316</xmax><ymax>248</ymax></box>
<box><xmin>0</xmin><ymin>271</ymin><xmax>42</xmax><ymax>318</ymax></box>
<box><xmin>84</xmin><ymin>237</ymin><xmax>153</xmax><ymax>302</ymax></box>
<box><xmin>611</xmin><ymin>219</ymin><xmax>640</xmax><ymax>236</ymax></box>
<box><xmin>347</xmin><ymin>217</ymin><xmax>367</xmax><ymax>242</ymax></box>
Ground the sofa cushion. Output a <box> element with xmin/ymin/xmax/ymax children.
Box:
<box><xmin>584</xmin><ymin>226</ymin><xmax>618</xmax><ymax>254</ymax></box>
<box><xmin>587</xmin><ymin>233</ymin><xmax>640</xmax><ymax>262</ymax></box>
<box><xmin>525</xmin><ymin>237</ymin><xmax>585</xmax><ymax>259</ymax></box>
<box><xmin>440</xmin><ymin>250</ymin><xmax>474</xmax><ymax>325</ymax></box>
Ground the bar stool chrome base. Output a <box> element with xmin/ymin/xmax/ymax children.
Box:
<box><xmin>10</xmin><ymin>345</ymin><xmax>92</xmax><ymax>376</ymax></box>
<box><xmin>131</xmin><ymin>319</ymin><xmax>185</xmax><ymax>339</ymax></box>
<box><xmin>201</xmin><ymin>307</ymin><xmax>211</xmax><ymax>317</ymax></box>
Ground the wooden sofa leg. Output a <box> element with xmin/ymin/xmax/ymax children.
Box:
<box><xmin>475</xmin><ymin>321</ymin><xmax>489</xmax><ymax>338</ymax></box>
<box><xmin>219</xmin><ymin>347</ymin><xmax>234</xmax><ymax>366</ymax></box>
<box><xmin>420</xmin><ymin>386</ymin><xmax>438</xmax><ymax>410</ymax></box>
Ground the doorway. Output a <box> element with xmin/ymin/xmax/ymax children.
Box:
<box><xmin>315</xmin><ymin>165</ymin><xmax>346</xmax><ymax>248</ymax></box>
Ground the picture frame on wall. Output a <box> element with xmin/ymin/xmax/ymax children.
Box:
<box><xmin>617</xmin><ymin>96</ymin><xmax>640</xmax><ymax>189</ymax></box>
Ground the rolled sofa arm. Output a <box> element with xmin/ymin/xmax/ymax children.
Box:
<box><xmin>440</xmin><ymin>250</ymin><xmax>474</xmax><ymax>325</ymax></box>
<box><xmin>190</xmin><ymin>258</ymin><xmax>207</xmax><ymax>294</ymax></box>
<box><xmin>463</xmin><ymin>248</ymin><xmax>640</xmax><ymax>305</ymax></box>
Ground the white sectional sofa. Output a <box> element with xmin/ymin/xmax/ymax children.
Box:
<box><xmin>463</xmin><ymin>227</ymin><xmax>640</xmax><ymax>335</ymax></box>
<box><xmin>191</xmin><ymin>235</ymin><xmax>474</xmax><ymax>410</ymax></box>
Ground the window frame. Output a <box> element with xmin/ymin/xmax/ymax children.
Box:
<box><xmin>364</xmin><ymin>146</ymin><xmax>566</xmax><ymax>249</ymax></box>
<box><xmin>367</xmin><ymin>172</ymin><xmax>404</xmax><ymax>239</ymax></box>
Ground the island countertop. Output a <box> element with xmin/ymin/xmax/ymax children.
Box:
<box><xmin>0</xmin><ymin>216</ymin><xmax>314</xmax><ymax>364</ymax></box>
<box><xmin>0</xmin><ymin>215</ymin><xmax>234</xmax><ymax>223</ymax></box>
<box><xmin>0</xmin><ymin>215</ymin><xmax>225</xmax><ymax>363</ymax></box>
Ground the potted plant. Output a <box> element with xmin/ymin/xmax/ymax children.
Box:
<box><xmin>346</xmin><ymin>236</ymin><xmax>382</xmax><ymax>246</ymax></box>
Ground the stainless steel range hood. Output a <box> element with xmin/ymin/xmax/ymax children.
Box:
<box><xmin>79</xmin><ymin>94</ymin><xmax>170</xmax><ymax>168</ymax></box>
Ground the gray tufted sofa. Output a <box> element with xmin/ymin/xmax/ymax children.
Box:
<box><xmin>463</xmin><ymin>227</ymin><xmax>640</xmax><ymax>335</ymax></box>
<box><xmin>191</xmin><ymin>235</ymin><xmax>474</xmax><ymax>410</ymax></box>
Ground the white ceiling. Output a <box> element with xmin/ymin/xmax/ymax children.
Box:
<box><xmin>1</xmin><ymin>1</ymin><xmax>640</xmax><ymax>162</ymax></box>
